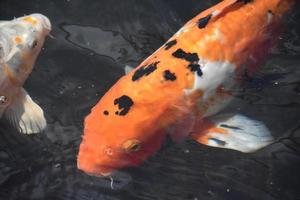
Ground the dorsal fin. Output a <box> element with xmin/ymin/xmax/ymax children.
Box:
<box><xmin>194</xmin><ymin>0</ymin><xmax>252</xmax><ymax>29</ymax></box>
<box><xmin>124</xmin><ymin>65</ymin><xmax>134</xmax><ymax>74</ymax></box>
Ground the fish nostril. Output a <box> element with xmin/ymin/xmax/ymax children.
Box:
<box><xmin>104</xmin><ymin>147</ymin><xmax>113</xmax><ymax>156</ymax></box>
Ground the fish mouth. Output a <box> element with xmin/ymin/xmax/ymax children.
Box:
<box><xmin>77</xmin><ymin>159</ymin><xmax>114</xmax><ymax>177</ymax></box>
<box><xmin>85</xmin><ymin>171</ymin><xmax>112</xmax><ymax>177</ymax></box>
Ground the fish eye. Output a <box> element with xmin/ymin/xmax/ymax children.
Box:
<box><xmin>30</xmin><ymin>40</ymin><xmax>38</xmax><ymax>49</ymax></box>
<box><xmin>122</xmin><ymin>139</ymin><xmax>141</xmax><ymax>153</ymax></box>
<box><xmin>0</xmin><ymin>95</ymin><xmax>8</xmax><ymax>105</ymax></box>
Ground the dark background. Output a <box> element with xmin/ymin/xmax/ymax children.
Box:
<box><xmin>0</xmin><ymin>0</ymin><xmax>300</xmax><ymax>199</ymax></box>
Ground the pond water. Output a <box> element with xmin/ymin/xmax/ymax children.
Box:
<box><xmin>0</xmin><ymin>0</ymin><xmax>300</xmax><ymax>200</ymax></box>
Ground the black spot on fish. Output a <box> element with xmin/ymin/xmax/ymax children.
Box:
<box><xmin>198</xmin><ymin>14</ymin><xmax>212</xmax><ymax>29</ymax></box>
<box><xmin>132</xmin><ymin>61</ymin><xmax>160</xmax><ymax>81</ymax></box>
<box><xmin>188</xmin><ymin>64</ymin><xmax>199</xmax><ymax>72</ymax></box>
<box><xmin>188</xmin><ymin>64</ymin><xmax>203</xmax><ymax>77</ymax></box>
<box><xmin>172</xmin><ymin>48</ymin><xmax>199</xmax><ymax>63</ymax></box>
<box><xmin>165</xmin><ymin>40</ymin><xmax>177</xmax><ymax>50</ymax></box>
<box><xmin>209</xmin><ymin>138</ymin><xmax>227</xmax><ymax>146</ymax></box>
<box><xmin>114</xmin><ymin>95</ymin><xmax>134</xmax><ymax>116</ymax></box>
<box><xmin>163</xmin><ymin>70</ymin><xmax>177</xmax><ymax>81</ymax></box>
<box><xmin>103</xmin><ymin>110</ymin><xmax>109</xmax><ymax>115</ymax></box>
<box><xmin>220</xmin><ymin>124</ymin><xmax>243</xmax><ymax>130</ymax></box>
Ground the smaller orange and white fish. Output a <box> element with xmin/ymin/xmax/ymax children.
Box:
<box><xmin>78</xmin><ymin>0</ymin><xmax>296</xmax><ymax>176</ymax></box>
<box><xmin>0</xmin><ymin>14</ymin><xmax>51</xmax><ymax>134</ymax></box>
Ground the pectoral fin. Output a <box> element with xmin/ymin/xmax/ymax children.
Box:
<box><xmin>4</xmin><ymin>88</ymin><xmax>46</xmax><ymax>134</ymax></box>
<box><xmin>191</xmin><ymin>114</ymin><xmax>274</xmax><ymax>153</ymax></box>
<box><xmin>167</xmin><ymin>113</ymin><xmax>195</xmax><ymax>143</ymax></box>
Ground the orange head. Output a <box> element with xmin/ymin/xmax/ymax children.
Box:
<box><xmin>77</xmin><ymin>84</ymin><xmax>171</xmax><ymax>176</ymax></box>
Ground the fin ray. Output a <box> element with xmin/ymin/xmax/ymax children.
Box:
<box><xmin>4</xmin><ymin>88</ymin><xmax>46</xmax><ymax>134</ymax></box>
<box><xmin>191</xmin><ymin>114</ymin><xmax>274</xmax><ymax>152</ymax></box>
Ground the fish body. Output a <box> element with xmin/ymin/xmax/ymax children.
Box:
<box><xmin>0</xmin><ymin>14</ymin><xmax>51</xmax><ymax>134</ymax></box>
<box><xmin>78</xmin><ymin>0</ymin><xmax>296</xmax><ymax>176</ymax></box>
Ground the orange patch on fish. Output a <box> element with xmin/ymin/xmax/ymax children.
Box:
<box><xmin>20</xmin><ymin>53</ymin><xmax>32</xmax><ymax>73</ymax></box>
<box><xmin>14</xmin><ymin>36</ymin><xmax>22</xmax><ymax>44</ymax></box>
<box><xmin>191</xmin><ymin>121</ymin><xmax>229</xmax><ymax>145</ymax></box>
<box><xmin>3</xmin><ymin>64</ymin><xmax>21</xmax><ymax>86</ymax></box>
<box><xmin>22</xmin><ymin>16</ymin><xmax>37</xmax><ymax>25</ymax></box>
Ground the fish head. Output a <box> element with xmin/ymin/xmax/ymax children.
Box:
<box><xmin>77</xmin><ymin>93</ymin><xmax>167</xmax><ymax>176</ymax></box>
<box><xmin>0</xmin><ymin>13</ymin><xmax>51</xmax><ymax>74</ymax></box>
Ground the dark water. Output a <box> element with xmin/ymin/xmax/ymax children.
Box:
<box><xmin>0</xmin><ymin>0</ymin><xmax>300</xmax><ymax>199</ymax></box>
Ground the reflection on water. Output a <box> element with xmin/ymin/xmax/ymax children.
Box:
<box><xmin>60</xmin><ymin>24</ymin><xmax>139</xmax><ymax>64</ymax></box>
<box><xmin>0</xmin><ymin>0</ymin><xmax>300</xmax><ymax>200</ymax></box>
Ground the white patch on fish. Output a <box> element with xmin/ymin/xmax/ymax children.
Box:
<box><xmin>0</xmin><ymin>13</ymin><xmax>51</xmax><ymax>134</ymax></box>
<box><xmin>184</xmin><ymin>59</ymin><xmax>236</xmax><ymax>116</ymax></box>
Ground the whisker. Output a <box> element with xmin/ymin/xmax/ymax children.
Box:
<box><xmin>48</xmin><ymin>33</ymin><xmax>56</xmax><ymax>39</ymax></box>
<box><xmin>109</xmin><ymin>176</ymin><xmax>114</xmax><ymax>190</ymax></box>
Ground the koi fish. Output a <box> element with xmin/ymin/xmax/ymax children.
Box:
<box><xmin>78</xmin><ymin>0</ymin><xmax>296</xmax><ymax>176</ymax></box>
<box><xmin>0</xmin><ymin>14</ymin><xmax>51</xmax><ymax>134</ymax></box>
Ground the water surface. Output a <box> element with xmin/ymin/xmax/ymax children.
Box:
<box><xmin>0</xmin><ymin>0</ymin><xmax>299</xmax><ymax>199</ymax></box>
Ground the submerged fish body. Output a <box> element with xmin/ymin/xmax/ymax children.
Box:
<box><xmin>78</xmin><ymin>0</ymin><xmax>296</xmax><ymax>176</ymax></box>
<box><xmin>0</xmin><ymin>14</ymin><xmax>51</xmax><ymax>134</ymax></box>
